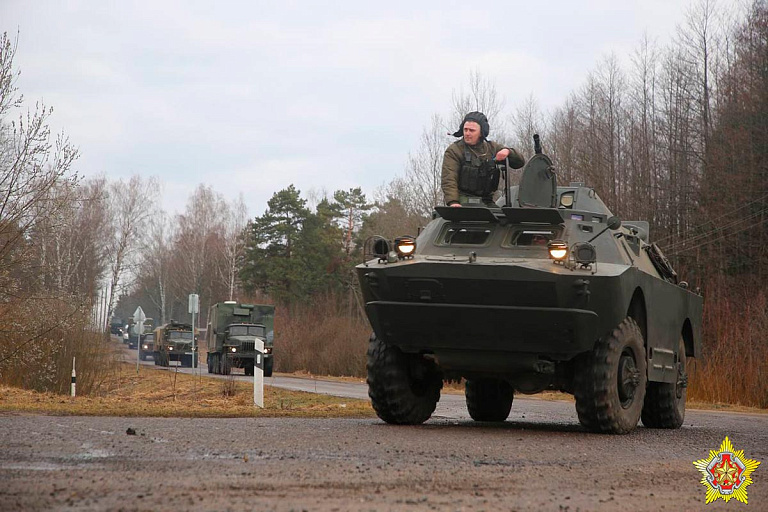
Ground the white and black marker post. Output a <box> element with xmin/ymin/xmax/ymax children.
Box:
<box><xmin>253</xmin><ymin>338</ymin><xmax>264</xmax><ymax>408</ymax></box>
<box><xmin>133</xmin><ymin>306</ymin><xmax>146</xmax><ymax>375</ymax></box>
<box><xmin>70</xmin><ymin>357</ymin><xmax>76</xmax><ymax>397</ymax></box>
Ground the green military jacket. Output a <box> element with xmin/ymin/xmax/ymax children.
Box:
<box><xmin>441</xmin><ymin>139</ymin><xmax>525</xmax><ymax>205</ymax></box>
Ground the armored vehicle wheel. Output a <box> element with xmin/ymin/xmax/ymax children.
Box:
<box><xmin>641</xmin><ymin>337</ymin><xmax>687</xmax><ymax>429</ymax></box>
<box><xmin>264</xmin><ymin>358</ymin><xmax>273</xmax><ymax>377</ymax></box>
<box><xmin>367</xmin><ymin>333</ymin><xmax>442</xmax><ymax>425</ymax></box>
<box><xmin>574</xmin><ymin>317</ymin><xmax>647</xmax><ymax>434</ymax></box>
<box><xmin>465</xmin><ymin>379</ymin><xmax>514</xmax><ymax>422</ymax></box>
<box><xmin>244</xmin><ymin>364</ymin><xmax>253</xmax><ymax>376</ymax></box>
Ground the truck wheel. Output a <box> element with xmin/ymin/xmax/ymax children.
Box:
<box><xmin>465</xmin><ymin>379</ymin><xmax>514</xmax><ymax>422</ymax></box>
<box><xmin>574</xmin><ymin>317</ymin><xmax>646</xmax><ymax>434</ymax></box>
<box><xmin>153</xmin><ymin>352</ymin><xmax>160</xmax><ymax>366</ymax></box>
<box><xmin>641</xmin><ymin>337</ymin><xmax>687</xmax><ymax>429</ymax></box>
<box><xmin>207</xmin><ymin>354</ymin><xmax>212</xmax><ymax>373</ymax></box>
<box><xmin>220</xmin><ymin>356</ymin><xmax>231</xmax><ymax>376</ymax></box>
<box><xmin>244</xmin><ymin>364</ymin><xmax>253</xmax><ymax>376</ymax></box>
<box><xmin>264</xmin><ymin>358</ymin><xmax>273</xmax><ymax>378</ymax></box>
<box><xmin>366</xmin><ymin>333</ymin><xmax>442</xmax><ymax>425</ymax></box>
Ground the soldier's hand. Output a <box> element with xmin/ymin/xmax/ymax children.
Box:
<box><xmin>450</xmin><ymin>203</ymin><xmax>462</xmax><ymax>208</ymax></box>
<box><xmin>495</xmin><ymin>148</ymin><xmax>510</xmax><ymax>161</ymax></box>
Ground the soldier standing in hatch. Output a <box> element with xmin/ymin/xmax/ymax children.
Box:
<box><xmin>441</xmin><ymin>111</ymin><xmax>525</xmax><ymax>207</ymax></box>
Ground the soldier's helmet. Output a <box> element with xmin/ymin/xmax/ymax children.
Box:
<box><xmin>452</xmin><ymin>111</ymin><xmax>490</xmax><ymax>139</ymax></box>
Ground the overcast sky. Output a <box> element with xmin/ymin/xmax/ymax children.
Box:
<box><xmin>1</xmin><ymin>0</ymin><xmax>732</xmax><ymax>218</ymax></box>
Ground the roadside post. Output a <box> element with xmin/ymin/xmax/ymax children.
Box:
<box><xmin>254</xmin><ymin>338</ymin><xmax>264</xmax><ymax>408</ymax></box>
<box><xmin>71</xmin><ymin>357</ymin><xmax>76</xmax><ymax>397</ymax></box>
<box><xmin>188</xmin><ymin>294</ymin><xmax>199</xmax><ymax>375</ymax></box>
<box><xmin>133</xmin><ymin>306</ymin><xmax>146</xmax><ymax>374</ymax></box>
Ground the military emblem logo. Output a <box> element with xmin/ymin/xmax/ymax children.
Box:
<box><xmin>693</xmin><ymin>436</ymin><xmax>761</xmax><ymax>504</ymax></box>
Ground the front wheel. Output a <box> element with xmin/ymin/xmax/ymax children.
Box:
<box><xmin>641</xmin><ymin>337</ymin><xmax>688</xmax><ymax>429</ymax></box>
<box><xmin>465</xmin><ymin>379</ymin><xmax>514</xmax><ymax>422</ymax></box>
<box><xmin>367</xmin><ymin>333</ymin><xmax>442</xmax><ymax>425</ymax></box>
<box><xmin>574</xmin><ymin>317</ymin><xmax>647</xmax><ymax>434</ymax></box>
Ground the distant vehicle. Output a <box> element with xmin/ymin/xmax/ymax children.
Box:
<box><xmin>154</xmin><ymin>321</ymin><xmax>197</xmax><ymax>368</ymax></box>
<box><xmin>128</xmin><ymin>317</ymin><xmax>154</xmax><ymax>350</ymax></box>
<box><xmin>109</xmin><ymin>318</ymin><xmax>124</xmax><ymax>336</ymax></box>
<box><xmin>205</xmin><ymin>302</ymin><xmax>274</xmax><ymax>376</ymax></box>
<box><xmin>139</xmin><ymin>333</ymin><xmax>155</xmax><ymax>361</ymax></box>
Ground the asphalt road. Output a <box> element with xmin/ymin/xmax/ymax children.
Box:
<box><xmin>0</xmin><ymin>345</ymin><xmax>765</xmax><ymax>511</ymax></box>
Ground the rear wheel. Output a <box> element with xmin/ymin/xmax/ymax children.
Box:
<box><xmin>465</xmin><ymin>379</ymin><xmax>514</xmax><ymax>422</ymax></box>
<box><xmin>367</xmin><ymin>333</ymin><xmax>442</xmax><ymax>425</ymax></box>
<box><xmin>574</xmin><ymin>317</ymin><xmax>647</xmax><ymax>434</ymax></box>
<box><xmin>641</xmin><ymin>337</ymin><xmax>687</xmax><ymax>429</ymax></box>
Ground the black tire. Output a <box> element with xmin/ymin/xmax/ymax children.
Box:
<box><xmin>264</xmin><ymin>358</ymin><xmax>273</xmax><ymax>378</ymax></box>
<box><xmin>244</xmin><ymin>364</ymin><xmax>253</xmax><ymax>376</ymax></box>
<box><xmin>465</xmin><ymin>379</ymin><xmax>514</xmax><ymax>422</ymax></box>
<box><xmin>220</xmin><ymin>355</ymin><xmax>231</xmax><ymax>376</ymax></box>
<box><xmin>641</xmin><ymin>337</ymin><xmax>687</xmax><ymax>429</ymax></box>
<box><xmin>207</xmin><ymin>354</ymin><xmax>212</xmax><ymax>374</ymax></box>
<box><xmin>574</xmin><ymin>317</ymin><xmax>647</xmax><ymax>434</ymax></box>
<box><xmin>153</xmin><ymin>352</ymin><xmax>160</xmax><ymax>366</ymax></box>
<box><xmin>366</xmin><ymin>333</ymin><xmax>442</xmax><ymax>425</ymax></box>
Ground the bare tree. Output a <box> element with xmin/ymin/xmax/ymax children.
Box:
<box><xmin>451</xmin><ymin>70</ymin><xmax>507</xmax><ymax>139</ymax></box>
<box><xmin>400</xmin><ymin>114</ymin><xmax>450</xmax><ymax>216</ymax></box>
<box><xmin>219</xmin><ymin>194</ymin><xmax>248</xmax><ymax>301</ymax></box>
<box><xmin>105</xmin><ymin>175</ymin><xmax>157</xmax><ymax>322</ymax></box>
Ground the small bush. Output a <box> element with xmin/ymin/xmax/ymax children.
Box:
<box><xmin>0</xmin><ymin>297</ymin><xmax>116</xmax><ymax>395</ymax></box>
<box><xmin>273</xmin><ymin>293</ymin><xmax>368</xmax><ymax>377</ymax></box>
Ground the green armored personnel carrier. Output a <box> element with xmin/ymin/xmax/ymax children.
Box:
<box><xmin>153</xmin><ymin>321</ymin><xmax>197</xmax><ymax>368</ymax></box>
<box><xmin>358</xmin><ymin>135</ymin><xmax>703</xmax><ymax>434</ymax></box>
<box><xmin>205</xmin><ymin>302</ymin><xmax>274</xmax><ymax>376</ymax></box>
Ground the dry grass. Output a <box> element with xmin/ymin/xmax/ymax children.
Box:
<box><xmin>276</xmin><ymin>296</ymin><xmax>368</xmax><ymax>377</ymax></box>
<box><xmin>0</xmin><ymin>363</ymin><xmax>374</xmax><ymax>418</ymax></box>
<box><xmin>688</xmin><ymin>283</ymin><xmax>768</xmax><ymax>408</ymax></box>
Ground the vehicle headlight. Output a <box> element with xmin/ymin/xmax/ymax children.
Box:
<box><xmin>394</xmin><ymin>236</ymin><xmax>416</xmax><ymax>258</ymax></box>
<box><xmin>230</xmin><ymin>347</ymin><xmax>237</xmax><ymax>353</ymax></box>
<box><xmin>547</xmin><ymin>240</ymin><xmax>569</xmax><ymax>260</ymax></box>
<box><xmin>572</xmin><ymin>242</ymin><xmax>597</xmax><ymax>265</ymax></box>
<box><xmin>168</xmin><ymin>346</ymin><xmax>173</xmax><ymax>350</ymax></box>
<box><xmin>142</xmin><ymin>344</ymin><xmax>148</xmax><ymax>349</ymax></box>
<box><xmin>264</xmin><ymin>347</ymin><xmax>272</xmax><ymax>354</ymax></box>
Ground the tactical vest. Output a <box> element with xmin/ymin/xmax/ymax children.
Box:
<box><xmin>457</xmin><ymin>143</ymin><xmax>500</xmax><ymax>197</ymax></box>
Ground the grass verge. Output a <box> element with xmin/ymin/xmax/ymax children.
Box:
<box><xmin>0</xmin><ymin>363</ymin><xmax>375</xmax><ymax>418</ymax></box>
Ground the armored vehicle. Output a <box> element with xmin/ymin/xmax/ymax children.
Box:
<box><xmin>153</xmin><ymin>321</ymin><xmax>197</xmax><ymax>368</ymax></box>
<box><xmin>357</xmin><ymin>135</ymin><xmax>703</xmax><ymax>434</ymax></box>
<box><xmin>205</xmin><ymin>302</ymin><xmax>274</xmax><ymax>376</ymax></box>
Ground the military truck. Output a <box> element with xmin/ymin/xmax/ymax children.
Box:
<box><xmin>153</xmin><ymin>321</ymin><xmax>197</xmax><ymax>367</ymax></box>
<box><xmin>357</xmin><ymin>135</ymin><xmax>703</xmax><ymax>434</ymax></box>
<box><xmin>205</xmin><ymin>302</ymin><xmax>274</xmax><ymax>376</ymax></box>
<box><xmin>127</xmin><ymin>317</ymin><xmax>154</xmax><ymax>350</ymax></box>
<box><xmin>139</xmin><ymin>332</ymin><xmax>155</xmax><ymax>361</ymax></box>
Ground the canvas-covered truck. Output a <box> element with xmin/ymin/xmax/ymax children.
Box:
<box><xmin>205</xmin><ymin>302</ymin><xmax>274</xmax><ymax>376</ymax></box>
<box><xmin>153</xmin><ymin>321</ymin><xmax>197</xmax><ymax>367</ymax></box>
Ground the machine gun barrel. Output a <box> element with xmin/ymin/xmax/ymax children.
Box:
<box><xmin>533</xmin><ymin>134</ymin><xmax>542</xmax><ymax>155</ymax></box>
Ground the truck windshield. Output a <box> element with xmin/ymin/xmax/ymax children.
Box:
<box><xmin>229</xmin><ymin>325</ymin><xmax>266</xmax><ymax>337</ymax></box>
<box><xmin>169</xmin><ymin>331</ymin><xmax>193</xmax><ymax>341</ymax></box>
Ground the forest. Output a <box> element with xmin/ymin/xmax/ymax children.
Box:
<box><xmin>0</xmin><ymin>1</ymin><xmax>765</xmax><ymax>406</ymax></box>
